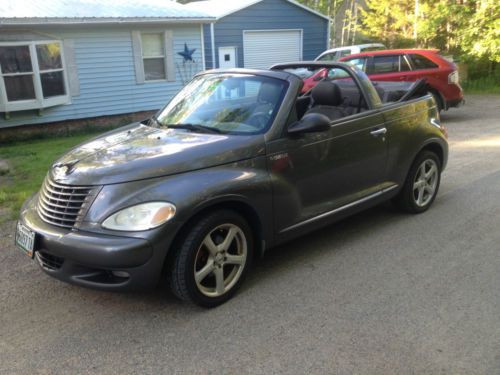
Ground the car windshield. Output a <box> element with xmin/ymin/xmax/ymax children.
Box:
<box><xmin>154</xmin><ymin>73</ymin><xmax>288</xmax><ymax>135</ymax></box>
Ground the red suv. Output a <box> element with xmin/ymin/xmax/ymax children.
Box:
<box><xmin>339</xmin><ymin>49</ymin><xmax>464</xmax><ymax>111</ymax></box>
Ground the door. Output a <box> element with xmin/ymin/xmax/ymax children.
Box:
<box><xmin>218</xmin><ymin>47</ymin><xmax>237</xmax><ymax>69</ymax></box>
<box><xmin>268</xmin><ymin>111</ymin><xmax>388</xmax><ymax>235</ymax></box>
<box><xmin>243</xmin><ymin>30</ymin><xmax>302</xmax><ymax>69</ymax></box>
<box><xmin>367</xmin><ymin>54</ymin><xmax>412</xmax><ymax>81</ymax></box>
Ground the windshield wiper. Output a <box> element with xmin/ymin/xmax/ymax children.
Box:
<box><xmin>148</xmin><ymin>115</ymin><xmax>162</xmax><ymax>128</ymax></box>
<box><xmin>166</xmin><ymin>123</ymin><xmax>222</xmax><ymax>134</ymax></box>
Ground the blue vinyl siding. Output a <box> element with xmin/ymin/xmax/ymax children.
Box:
<box><xmin>208</xmin><ymin>0</ymin><xmax>328</xmax><ymax>68</ymax></box>
<box><xmin>0</xmin><ymin>25</ymin><xmax>204</xmax><ymax>128</ymax></box>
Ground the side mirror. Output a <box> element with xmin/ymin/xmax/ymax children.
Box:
<box><xmin>288</xmin><ymin>113</ymin><xmax>331</xmax><ymax>135</ymax></box>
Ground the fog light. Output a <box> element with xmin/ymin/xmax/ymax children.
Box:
<box><xmin>112</xmin><ymin>271</ymin><xmax>130</xmax><ymax>278</ymax></box>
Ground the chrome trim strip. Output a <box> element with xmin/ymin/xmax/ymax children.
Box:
<box><xmin>430</xmin><ymin>118</ymin><xmax>441</xmax><ymax>129</ymax></box>
<box><xmin>37</xmin><ymin>176</ymin><xmax>102</xmax><ymax>230</ymax></box>
<box><xmin>38</xmin><ymin>209</ymin><xmax>77</xmax><ymax>224</ymax></box>
<box><xmin>38</xmin><ymin>199</ymin><xmax>80</xmax><ymax>217</ymax></box>
<box><xmin>48</xmin><ymin>180</ymin><xmax>94</xmax><ymax>190</ymax></box>
<box><xmin>44</xmin><ymin>183</ymin><xmax>90</xmax><ymax>196</ymax></box>
<box><xmin>280</xmin><ymin>184</ymin><xmax>399</xmax><ymax>233</ymax></box>
<box><xmin>39</xmin><ymin>194</ymin><xmax>81</xmax><ymax>210</ymax></box>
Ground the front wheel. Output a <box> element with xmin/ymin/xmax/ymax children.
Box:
<box><xmin>394</xmin><ymin>150</ymin><xmax>441</xmax><ymax>213</ymax></box>
<box><xmin>169</xmin><ymin>210</ymin><xmax>253</xmax><ymax>307</ymax></box>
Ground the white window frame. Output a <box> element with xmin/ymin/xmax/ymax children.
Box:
<box><xmin>0</xmin><ymin>40</ymin><xmax>70</xmax><ymax>113</ymax></box>
<box><xmin>140</xmin><ymin>32</ymin><xmax>167</xmax><ymax>82</ymax></box>
<box><xmin>131</xmin><ymin>30</ymin><xmax>175</xmax><ymax>84</ymax></box>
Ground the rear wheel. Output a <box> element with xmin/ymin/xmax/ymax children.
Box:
<box><xmin>394</xmin><ymin>150</ymin><xmax>441</xmax><ymax>213</ymax></box>
<box><xmin>169</xmin><ymin>210</ymin><xmax>253</xmax><ymax>307</ymax></box>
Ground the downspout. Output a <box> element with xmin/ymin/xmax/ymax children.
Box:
<box><xmin>327</xmin><ymin>18</ymin><xmax>331</xmax><ymax>49</ymax></box>
<box><xmin>200</xmin><ymin>24</ymin><xmax>206</xmax><ymax>70</ymax></box>
<box><xmin>210</xmin><ymin>22</ymin><xmax>216</xmax><ymax>69</ymax></box>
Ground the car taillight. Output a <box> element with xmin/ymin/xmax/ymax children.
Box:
<box><xmin>448</xmin><ymin>71</ymin><xmax>459</xmax><ymax>84</ymax></box>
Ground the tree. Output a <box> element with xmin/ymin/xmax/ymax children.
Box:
<box><xmin>462</xmin><ymin>0</ymin><xmax>500</xmax><ymax>62</ymax></box>
<box><xmin>361</xmin><ymin>0</ymin><xmax>421</xmax><ymax>48</ymax></box>
<box><xmin>359</xmin><ymin>0</ymin><xmax>498</xmax><ymax>56</ymax></box>
<box><xmin>416</xmin><ymin>1</ymin><xmax>476</xmax><ymax>54</ymax></box>
<box><xmin>297</xmin><ymin>0</ymin><xmax>347</xmax><ymax>47</ymax></box>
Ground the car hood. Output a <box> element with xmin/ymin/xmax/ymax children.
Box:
<box><xmin>50</xmin><ymin>123</ymin><xmax>266</xmax><ymax>185</ymax></box>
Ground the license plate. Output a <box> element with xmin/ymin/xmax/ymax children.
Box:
<box><xmin>15</xmin><ymin>222</ymin><xmax>36</xmax><ymax>258</ymax></box>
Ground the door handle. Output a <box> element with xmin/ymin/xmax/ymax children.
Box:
<box><xmin>370</xmin><ymin>127</ymin><xmax>387</xmax><ymax>136</ymax></box>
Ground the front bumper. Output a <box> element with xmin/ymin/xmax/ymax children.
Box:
<box><xmin>19</xmin><ymin>196</ymin><xmax>176</xmax><ymax>291</ymax></box>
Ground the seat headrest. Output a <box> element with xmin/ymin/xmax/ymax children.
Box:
<box><xmin>258</xmin><ymin>82</ymin><xmax>282</xmax><ymax>104</ymax></box>
<box><xmin>311</xmin><ymin>81</ymin><xmax>342</xmax><ymax>106</ymax></box>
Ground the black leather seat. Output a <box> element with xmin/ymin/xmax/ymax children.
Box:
<box><xmin>295</xmin><ymin>96</ymin><xmax>311</xmax><ymax>119</ymax></box>
<box><xmin>245</xmin><ymin>82</ymin><xmax>283</xmax><ymax>128</ymax></box>
<box><xmin>253</xmin><ymin>82</ymin><xmax>282</xmax><ymax>115</ymax></box>
<box><xmin>305</xmin><ymin>81</ymin><xmax>347</xmax><ymax>120</ymax></box>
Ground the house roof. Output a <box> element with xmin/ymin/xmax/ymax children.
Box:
<box><xmin>0</xmin><ymin>0</ymin><xmax>215</xmax><ymax>25</ymax></box>
<box><xmin>184</xmin><ymin>0</ymin><xmax>330</xmax><ymax>21</ymax></box>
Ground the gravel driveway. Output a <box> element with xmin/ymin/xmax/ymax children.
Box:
<box><xmin>1</xmin><ymin>94</ymin><xmax>499</xmax><ymax>374</ymax></box>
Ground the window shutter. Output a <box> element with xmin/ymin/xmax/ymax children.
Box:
<box><xmin>131</xmin><ymin>31</ymin><xmax>145</xmax><ymax>84</ymax></box>
<box><xmin>164</xmin><ymin>30</ymin><xmax>175</xmax><ymax>82</ymax></box>
<box><xmin>63</xmin><ymin>39</ymin><xmax>80</xmax><ymax>97</ymax></box>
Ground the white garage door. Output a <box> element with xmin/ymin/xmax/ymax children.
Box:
<box><xmin>243</xmin><ymin>30</ymin><xmax>302</xmax><ymax>69</ymax></box>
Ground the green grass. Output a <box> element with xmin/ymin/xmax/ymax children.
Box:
<box><xmin>462</xmin><ymin>78</ymin><xmax>500</xmax><ymax>94</ymax></box>
<box><xmin>0</xmin><ymin>131</ymin><xmax>103</xmax><ymax>221</ymax></box>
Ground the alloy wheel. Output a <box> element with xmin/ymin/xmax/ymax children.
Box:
<box><xmin>412</xmin><ymin>159</ymin><xmax>439</xmax><ymax>207</ymax></box>
<box><xmin>193</xmin><ymin>223</ymin><xmax>247</xmax><ymax>297</ymax></box>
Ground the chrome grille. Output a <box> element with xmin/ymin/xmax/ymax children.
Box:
<box><xmin>37</xmin><ymin>177</ymin><xmax>100</xmax><ymax>229</ymax></box>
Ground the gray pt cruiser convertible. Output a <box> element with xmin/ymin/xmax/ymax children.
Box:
<box><xmin>16</xmin><ymin>62</ymin><xmax>448</xmax><ymax>307</ymax></box>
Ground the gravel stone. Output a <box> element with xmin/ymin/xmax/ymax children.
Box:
<box><xmin>1</xmin><ymin>94</ymin><xmax>499</xmax><ymax>374</ymax></box>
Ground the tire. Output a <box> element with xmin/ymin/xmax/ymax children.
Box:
<box><xmin>429</xmin><ymin>90</ymin><xmax>443</xmax><ymax>112</ymax></box>
<box><xmin>393</xmin><ymin>150</ymin><xmax>441</xmax><ymax>214</ymax></box>
<box><xmin>169</xmin><ymin>210</ymin><xmax>253</xmax><ymax>307</ymax></box>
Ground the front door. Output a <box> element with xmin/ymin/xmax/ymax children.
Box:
<box><xmin>268</xmin><ymin>111</ymin><xmax>389</xmax><ymax>236</ymax></box>
<box><xmin>218</xmin><ymin>47</ymin><xmax>237</xmax><ymax>69</ymax></box>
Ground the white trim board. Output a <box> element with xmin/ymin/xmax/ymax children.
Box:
<box><xmin>185</xmin><ymin>0</ymin><xmax>331</xmax><ymax>22</ymax></box>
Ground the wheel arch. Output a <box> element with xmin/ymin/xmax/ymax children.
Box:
<box><xmin>426</xmin><ymin>86</ymin><xmax>445</xmax><ymax>111</ymax></box>
<box><xmin>418</xmin><ymin>141</ymin><xmax>446</xmax><ymax>170</ymax></box>
<box><xmin>163</xmin><ymin>197</ymin><xmax>267</xmax><ymax>276</ymax></box>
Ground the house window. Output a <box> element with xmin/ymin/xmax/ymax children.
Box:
<box><xmin>0</xmin><ymin>41</ymin><xmax>69</xmax><ymax>112</ymax></box>
<box><xmin>141</xmin><ymin>33</ymin><xmax>166</xmax><ymax>81</ymax></box>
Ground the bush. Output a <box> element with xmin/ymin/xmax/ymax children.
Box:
<box><xmin>459</xmin><ymin>56</ymin><xmax>500</xmax><ymax>94</ymax></box>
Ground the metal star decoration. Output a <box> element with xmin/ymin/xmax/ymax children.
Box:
<box><xmin>178</xmin><ymin>43</ymin><xmax>196</xmax><ymax>62</ymax></box>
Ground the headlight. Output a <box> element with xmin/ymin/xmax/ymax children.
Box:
<box><xmin>102</xmin><ymin>202</ymin><xmax>176</xmax><ymax>231</ymax></box>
